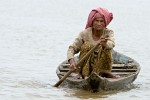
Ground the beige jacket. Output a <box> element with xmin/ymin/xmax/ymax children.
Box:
<box><xmin>67</xmin><ymin>27</ymin><xmax>115</xmax><ymax>60</ymax></box>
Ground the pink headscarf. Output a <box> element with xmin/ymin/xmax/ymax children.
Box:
<box><xmin>85</xmin><ymin>7</ymin><xmax>113</xmax><ymax>29</ymax></box>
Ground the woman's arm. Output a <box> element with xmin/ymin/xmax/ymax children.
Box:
<box><xmin>67</xmin><ymin>32</ymin><xmax>84</xmax><ymax>61</ymax></box>
<box><xmin>67</xmin><ymin>32</ymin><xmax>84</xmax><ymax>70</ymax></box>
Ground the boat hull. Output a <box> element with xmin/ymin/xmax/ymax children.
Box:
<box><xmin>56</xmin><ymin>50</ymin><xmax>140</xmax><ymax>91</ymax></box>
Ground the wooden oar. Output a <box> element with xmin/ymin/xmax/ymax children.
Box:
<box><xmin>54</xmin><ymin>42</ymin><xmax>101</xmax><ymax>87</ymax></box>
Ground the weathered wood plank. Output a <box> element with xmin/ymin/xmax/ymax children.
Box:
<box><xmin>112</xmin><ymin>72</ymin><xmax>135</xmax><ymax>74</ymax></box>
<box><xmin>59</xmin><ymin>67</ymin><xmax>137</xmax><ymax>73</ymax></box>
<box><xmin>61</xmin><ymin>63</ymin><xmax>135</xmax><ymax>69</ymax></box>
<box><xmin>112</xmin><ymin>69</ymin><xmax>137</xmax><ymax>72</ymax></box>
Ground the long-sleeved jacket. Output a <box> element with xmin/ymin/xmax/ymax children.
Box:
<box><xmin>67</xmin><ymin>27</ymin><xmax>115</xmax><ymax>60</ymax></box>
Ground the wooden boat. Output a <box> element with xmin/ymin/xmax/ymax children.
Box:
<box><xmin>56</xmin><ymin>50</ymin><xmax>140</xmax><ymax>92</ymax></box>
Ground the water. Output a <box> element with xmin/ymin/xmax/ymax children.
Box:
<box><xmin>0</xmin><ymin>0</ymin><xmax>150</xmax><ymax>100</ymax></box>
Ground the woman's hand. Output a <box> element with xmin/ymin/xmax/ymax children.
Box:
<box><xmin>99</xmin><ymin>36</ymin><xmax>107</xmax><ymax>47</ymax></box>
<box><xmin>68</xmin><ymin>58</ymin><xmax>77</xmax><ymax>71</ymax></box>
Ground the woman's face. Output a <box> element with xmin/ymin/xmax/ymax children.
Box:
<box><xmin>92</xmin><ymin>17</ymin><xmax>105</xmax><ymax>30</ymax></box>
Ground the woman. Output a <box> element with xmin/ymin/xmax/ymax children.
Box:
<box><xmin>67</xmin><ymin>7</ymin><xmax>115</xmax><ymax>79</ymax></box>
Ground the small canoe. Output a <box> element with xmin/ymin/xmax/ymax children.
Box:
<box><xmin>56</xmin><ymin>50</ymin><xmax>140</xmax><ymax>92</ymax></box>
